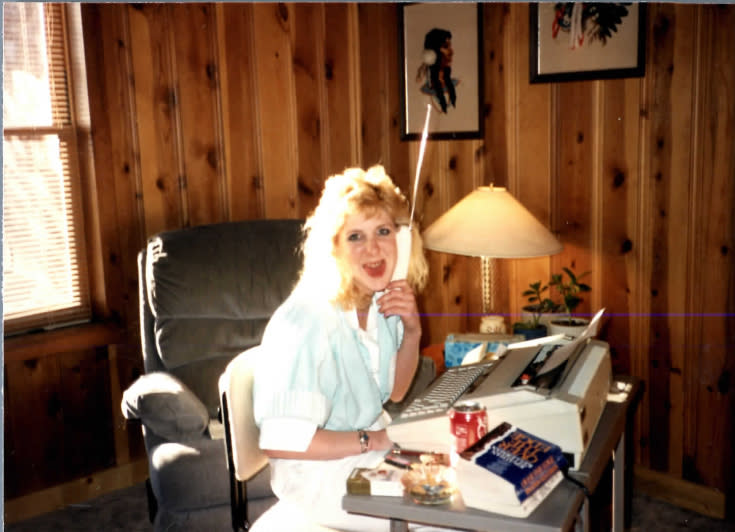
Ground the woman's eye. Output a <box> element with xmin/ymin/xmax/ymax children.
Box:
<box><xmin>378</xmin><ymin>227</ymin><xmax>393</xmax><ymax>237</ymax></box>
<box><xmin>347</xmin><ymin>232</ymin><xmax>363</xmax><ymax>242</ymax></box>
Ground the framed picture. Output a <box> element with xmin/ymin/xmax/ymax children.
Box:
<box><xmin>399</xmin><ymin>3</ymin><xmax>483</xmax><ymax>140</ymax></box>
<box><xmin>530</xmin><ymin>3</ymin><xmax>646</xmax><ymax>83</ymax></box>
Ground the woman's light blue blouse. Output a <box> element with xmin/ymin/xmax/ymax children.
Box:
<box><xmin>252</xmin><ymin>286</ymin><xmax>404</xmax><ymax>448</ymax></box>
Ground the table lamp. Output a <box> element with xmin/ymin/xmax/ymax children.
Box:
<box><xmin>422</xmin><ymin>185</ymin><xmax>563</xmax><ymax>319</ymax></box>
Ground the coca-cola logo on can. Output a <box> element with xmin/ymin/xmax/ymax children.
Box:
<box><xmin>448</xmin><ymin>400</ymin><xmax>489</xmax><ymax>453</ymax></box>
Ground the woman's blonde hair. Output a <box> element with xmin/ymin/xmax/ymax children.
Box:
<box><xmin>298</xmin><ymin>165</ymin><xmax>428</xmax><ymax>309</ymax></box>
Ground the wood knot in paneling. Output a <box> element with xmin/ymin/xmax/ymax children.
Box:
<box><xmin>159</xmin><ymin>87</ymin><xmax>177</xmax><ymax>111</ymax></box>
<box><xmin>277</xmin><ymin>3</ymin><xmax>289</xmax><ymax>23</ymax></box>
<box><xmin>475</xmin><ymin>144</ymin><xmax>486</xmax><ymax>161</ymax></box>
<box><xmin>563</xmin><ymin>219</ymin><xmax>582</xmax><ymax>231</ymax></box>
<box><xmin>653</xmin><ymin>14</ymin><xmax>671</xmax><ymax>45</ymax></box>
<box><xmin>620</xmin><ymin>238</ymin><xmax>633</xmax><ymax>254</ymax></box>
<box><xmin>206</xmin><ymin>148</ymin><xmax>218</xmax><ymax>170</ymax></box>
<box><xmin>297</xmin><ymin>177</ymin><xmax>316</xmax><ymax>197</ymax></box>
<box><xmin>206</xmin><ymin>63</ymin><xmax>216</xmax><ymax>83</ymax></box>
<box><xmin>613</xmin><ymin>169</ymin><xmax>625</xmax><ymax>188</ymax></box>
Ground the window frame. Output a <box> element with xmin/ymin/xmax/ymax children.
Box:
<box><xmin>3</xmin><ymin>3</ymin><xmax>102</xmax><ymax>337</ymax></box>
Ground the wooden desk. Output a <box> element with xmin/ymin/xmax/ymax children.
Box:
<box><xmin>343</xmin><ymin>376</ymin><xmax>641</xmax><ymax>532</ymax></box>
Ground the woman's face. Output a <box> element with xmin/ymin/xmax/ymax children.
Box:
<box><xmin>337</xmin><ymin>208</ymin><xmax>398</xmax><ymax>298</ymax></box>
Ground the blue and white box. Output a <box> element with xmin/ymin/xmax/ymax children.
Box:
<box><xmin>444</xmin><ymin>333</ymin><xmax>525</xmax><ymax>368</ymax></box>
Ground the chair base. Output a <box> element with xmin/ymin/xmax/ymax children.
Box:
<box><xmin>146</xmin><ymin>478</ymin><xmax>158</xmax><ymax>524</ymax></box>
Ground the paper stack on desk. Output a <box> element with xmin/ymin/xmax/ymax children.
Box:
<box><xmin>456</xmin><ymin>422</ymin><xmax>568</xmax><ymax>518</ymax></box>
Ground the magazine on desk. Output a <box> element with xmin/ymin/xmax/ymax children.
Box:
<box><xmin>456</xmin><ymin>422</ymin><xmax>568</xmax><ymax>518</ymax></box>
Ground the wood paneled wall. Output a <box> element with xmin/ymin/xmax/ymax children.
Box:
<box><xmin>5</xmin><ymin>2</ymin><xmax>734</xmax><ymax>513</ymax></box>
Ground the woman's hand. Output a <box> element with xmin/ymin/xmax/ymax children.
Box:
<box><xmin>377</xmin><ymin>280</ymin><xmax>422</xmax><ymax>337</ymax></box>
<box><xmin>379</xmin><ymin>280</ymin><xmax>422</xmax><ymax>402</ymax></box>
<box><xmin>369</xmin><ymin>429</ymin><xmax>394</xmax><ymax>452</ymax></box>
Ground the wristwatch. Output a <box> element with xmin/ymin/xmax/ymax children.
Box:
<box><xmin>358</xmin><ymin>430</ymin><xmax>369</xmax><ymax>453</ymax></box>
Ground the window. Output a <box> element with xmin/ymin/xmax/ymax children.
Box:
<box><xmin>3</xmin><ymin>3</ymin><xmax>92</xmax><ymax>335</ymax></box>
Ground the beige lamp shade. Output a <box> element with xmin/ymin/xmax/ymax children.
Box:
<box><xmin>422</xmin><ymin>186</ymin><xmax>563</xmax><ymax>258</ymax></box>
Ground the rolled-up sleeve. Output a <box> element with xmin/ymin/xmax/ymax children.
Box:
<box><xmin>257</xmin><ymin>389</ymin><xmax>329</xmax><ymax>452</ymax></box>
<box><xmin>252</xmin><ymin>297</ymin><xmax>336</xmax><ymax>451</ymax></box>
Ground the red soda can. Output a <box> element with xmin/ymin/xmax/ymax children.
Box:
<box><xmin>448</xmin><ymin>401</ymin><xmax>489</xmax><ymax>453</ymax></box>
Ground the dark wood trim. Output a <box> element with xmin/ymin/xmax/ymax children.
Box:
<box><xmin>4</xmin><ymin>321</ymin><xmax>125</xmax><ymax>362</ymax></box>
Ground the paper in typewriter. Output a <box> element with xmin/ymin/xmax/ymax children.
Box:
<box><xmin>535</xmin><ymin>308</ymin><xmax>606</xmax><ymax>378</ymax></box>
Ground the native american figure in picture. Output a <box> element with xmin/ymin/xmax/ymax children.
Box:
<box><xmin>416</xmin><ymin>28</ymin><xmax>459</xmax><ymax>114</ymax></box>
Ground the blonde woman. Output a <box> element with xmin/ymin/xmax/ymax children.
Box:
<box><xmin>252</xmin><ymin>166</ymin><xmax>452</xmax><ymax>531</ymax></box>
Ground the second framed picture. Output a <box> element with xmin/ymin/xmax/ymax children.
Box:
<box><xmin>530</xmin><ymin>3</ymin><xmax>646</xmax><ymax>83</ymax></box>
<box><xmin>399</xmin><ymin>3</ymin><xmax>483</xmax><ymax>141</ymax></box>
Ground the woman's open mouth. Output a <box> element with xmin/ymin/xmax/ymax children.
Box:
<box><xmin>363</xmin><ymin>260</ymin><xmax>387</xmax><ymax>278</ymax></box>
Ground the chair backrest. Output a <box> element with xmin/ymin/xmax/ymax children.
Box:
<box><xmin>138</xmin><ymin>219</ymin><xmax>304</xmax><ymax>415</ymax></box>
<box><xmin>219</xmin><ymin>346</ymin><xmax>268</xmax><ymax>481</ymax></box>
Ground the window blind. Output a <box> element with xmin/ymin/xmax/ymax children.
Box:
<box><xmin>3</xmin><ymin>3</ymin><xmax>92</xmax><ymax>334</ymax></box>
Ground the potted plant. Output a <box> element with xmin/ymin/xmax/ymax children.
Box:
<box><xmin>547</xmin><ymin>266</ymin><xmax>591</xmax><ymax>337</ymax></box>
<box><xmin>512</xmin><ymin>281</ymin><xmax>558</xmax><ymax>340</ymax></box>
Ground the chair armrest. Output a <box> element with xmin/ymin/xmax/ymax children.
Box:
<box><xmin>122</xmin><ymin>372</ymin><xmax>210</xmax><ymax>441</ymax></box>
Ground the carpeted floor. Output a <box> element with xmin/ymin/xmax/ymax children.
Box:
<box><xmin>5</xmin><ymin>482</ymin><xmax>734</xmax><ymax>532</ymax></box>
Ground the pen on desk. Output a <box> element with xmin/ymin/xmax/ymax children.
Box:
<box><xmin>390</xmin><ymin>445</ymin><xmax>423</xmax><ymax>457</ymax></box>
<box><xmin>384</xmin><ymin>455</ymin><xmax>412</xmax><ymax>469</ymax></box>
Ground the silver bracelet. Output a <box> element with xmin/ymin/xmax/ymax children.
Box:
<box><xmin>358</xmin><ymin>430</ymin><xmax>369</xmax><ymax>453</ymax></box>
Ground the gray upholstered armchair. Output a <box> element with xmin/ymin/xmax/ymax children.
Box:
<box><xmin>122</xmin><ymin>219</ymin><xmax>304</xmax><ymax>531</ymax></box>
<box><xmin>121</xmin><ymin>218</ymin><xmax>436</xmax><ymax>531</ymax></box>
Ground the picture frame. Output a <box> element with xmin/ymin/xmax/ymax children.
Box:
<box><xmin>530</xmin><ymin>3</ymin><xmax>646</xmax><ymax>84</ymax></box>
<box><xmin>399</xmin><ymin>3</ymin><xmax>483</xmax><ymax>140</ymax></box>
